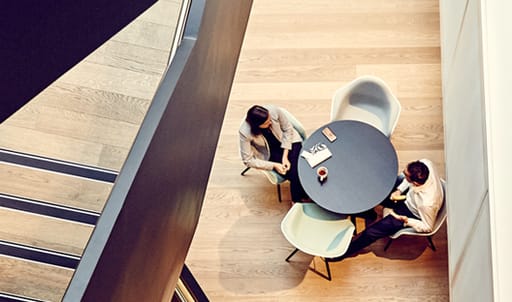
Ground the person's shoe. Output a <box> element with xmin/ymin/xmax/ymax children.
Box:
<box><xmin>299</xmin><ymin>197</ymin><xmax>313</xmax><ymax>203</ymax></box>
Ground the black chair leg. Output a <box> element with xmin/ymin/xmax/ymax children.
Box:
<box><xmin>285</xmin><ymin>248</ymin><xmax>299</xmax><ymax>262</ymax></box>
<box><xmin>427</xmin><ymin>236</ymin><xmax>436</xmax><ymax>251</ymax></box>
<box><xmin>241</xmin><ymin>167</ymin><xmax>250</xmax><ymax>176</ymax></box>
<box><xmin>286</xmin><ymin>250</ymin><xmax>333</xmax><ymax>281</ymax></box>
<box><xmin>324</xmin><ymin>258</ymin><xmax>332</xmax><ymax>281</ymax></box>
<box><xmin>308</xmin><ymin>258</ymin><xmax>332</xmax><ymax>281</ymax></box>
<box><xmin>384</xmin><ymin>238</ymin><xmax>393</xmax><ymax>251</ymax></box>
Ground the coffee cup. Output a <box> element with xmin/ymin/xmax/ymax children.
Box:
<box><xmin>317</xmin><ymin>166</ymin><xmax>328</xmax><ymax>183</ymax></box>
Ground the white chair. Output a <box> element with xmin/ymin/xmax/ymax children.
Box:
<box><xmin>330</xmin><ymin>75</ymin><xmax>401</xmax><ymax>137</ymax></box>
<box><xmin>241</xmin><ymin>108</ymin><xmax>306</xmax><ymax>202</ymax></box>
<box><xmin>281</xmin><ymin>203</ymin><xmax>355</xmax><ymax>280</ymax></box>
<box><xmin>384</xmin><ymin>180</ymin><xmax>447</xmax><ymax>251</ymax></box>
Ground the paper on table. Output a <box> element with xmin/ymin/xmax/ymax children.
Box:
<box><xmin>300</xmin><ymin>147</ymin><xmax>332</xmax><ymax>168</ymax></box>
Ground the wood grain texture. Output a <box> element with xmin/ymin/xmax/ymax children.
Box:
<box><xmin>0</xmin><ymin>0</ymin><xmax>179</xmax><ymax>170</ymax></box>
<box><xmin>0</xmin><ymin>0</ymin><xmax>447</xmax><ymax>300</ymax></box>
<box><xmin>0</xmin><ymin>1</ymin><xmax>182</xmax><ymax>300</ymax></box>
<box><xmin>0</xmin><ymin>162</ymin><xmax>111</xmax><ymax>212</ymax></box>
<box><xmin>0</xmin><ymin>255</ymin><xmax>73</xmax><ymax>302</ymax></box>
<box><xmin>0</xmin><ymin>207</ymin><xmax>93</xmax><ymax>256</ymax></box>
<box><xmin>187</xmin><ymin>0</ymin><xmax>447</xmax><ymax>301</ymax></box>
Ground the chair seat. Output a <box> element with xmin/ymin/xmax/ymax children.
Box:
<box><xmin>390</xmin><ymin>227</ymin><xmax>422</xmax><ymax>239</ymax></box>
<box><xmin>281</xmin><ymin>203</ymin><xmax>355</xmax><ymax>280</ymax></box>
<box><xmin>262</xmin><ymin>169</ymin><xmax>286</xmax><ymax>185</ymax></box>
<box><xmin>281</xmin><ymin>203</ymin><xmax>355</xmax><ymax>258</ymax></box>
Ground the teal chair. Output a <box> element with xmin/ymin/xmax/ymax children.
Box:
<box><xmin>241</xmin><ymin>108</ymin><xmax>306</xmax><ymax>202</ymax></box>
<box><xmin>281</xmin><ymin>203</ymin><xmax>355</xmax><ymax>280</ymax></box>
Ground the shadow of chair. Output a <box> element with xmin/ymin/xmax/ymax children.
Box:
<box><xmin>384</xmin><ymin>180</ymin><xmax>447</xmax><ymax>251</ymax></box>
<box><xmin>241</xmin><ymin>108</ymin><xmax>306</xmax><ymax>202</ymax></box>
<box><xmin>330</xmin><ymin>75</ymin><xmax>401</xmax><ymax>137</ymax></box>
<box><xmin>281</xmin><ymin>203</ymin><xmax>355</xmax><ymax>280</ymax></box>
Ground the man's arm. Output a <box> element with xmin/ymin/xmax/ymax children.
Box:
<box><xmin>405</xmin><ymin>204</ymin><xmax>438</xmax><ymax>232</ymax></box>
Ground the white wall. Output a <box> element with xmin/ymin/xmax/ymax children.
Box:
<box><xmin>480</xmin><ymin>1</ymin><xmax>512</xmax><ymax>301</ymax></box>
<box><xmin>441</xmin><ymin>0</ymin><xmax>512</xmax><ymax>301</ymax></box>
<box><xmin>440</xmin><ymin>0</ymin><xmax>492</xmax><ymax>300</ymax></box>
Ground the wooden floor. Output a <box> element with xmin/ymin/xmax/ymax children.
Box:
<box><xmin>0</xmin><ymin>0</ymin><xmax>447</xmax><ymax>301</ymax></box>
<box><xmin>186</xmin><ymin>0</ymin><xmax>447</xmax><ymax>301</ymax></box>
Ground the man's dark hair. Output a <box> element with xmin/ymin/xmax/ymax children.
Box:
<box><xmin>406</xmin><ymin>161</ymin><xmax>429</xmax><ymax>185</ymax></box>
<box><xmin>246</xmin><ymin>105</ymin><xmax>269</xmax><ymax>135</ymax></box>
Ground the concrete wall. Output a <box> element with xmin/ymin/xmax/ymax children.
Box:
<box><xmin>480</xmin><ymin>1</ymin><xmax>512</xmax><ymax>301</ymax></box>
<box><xmin>441</xmin><ymin>0</ymin><xmax>512</xmax><ymax>300</ymax></box>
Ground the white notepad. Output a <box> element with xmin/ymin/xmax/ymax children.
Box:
<box><xmin>300</xmin><ymin>147</ymin><xmax>332</xmax><ymax>168</ymax></box>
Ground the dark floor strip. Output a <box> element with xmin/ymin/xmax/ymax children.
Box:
<box><xmin>179</xmin><ymin>264</ymin><xmax>209</xmax><ymax>302</ymax></box>
<box><xmin>0</xmin><ymin>148</ymin><xmax>118</xmax><ymax>183</ymax></box>
<box><xmin>0</xmin><ymin>194</ymin><xmax>99</xmax><ymax>225</ymax></box>
<box><xmin>0</xmin><ymin>293</ymin><xmax>44</xmax><ymax>302</ymax></box>
<box><xmin>0</xmin><ymin>240</ymin><xmax>80</xmax><ymax>269</ymax></box>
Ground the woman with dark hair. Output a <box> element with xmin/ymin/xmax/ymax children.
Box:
<box><xmin>239</xmin><ymin>105</ymin><xmax>309</xmax><ymax>202</ymax></box>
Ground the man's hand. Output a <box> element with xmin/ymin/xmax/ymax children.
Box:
<box><xmin>396</xmin><ymin>215</ymin><xmax>409</xmax><ymax>224</ymax></box>
<box><xmin>390</xmin><ymin>211</ymin><xmax>409</xmax><ymax>225</ymax></box>
<box><xmin>390</xmin><ymin>190</ymin><xmax>404</xmax><ymax>203</ymax></box>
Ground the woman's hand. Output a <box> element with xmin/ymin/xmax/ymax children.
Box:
<box><xmin>274</xmin><ymin>163</ymin><xmax>287</xmax><ymax>175</ymax></box>
<box><xmin>282</xmin><ymin>157</ymin><xmax>291</xmax><ymax>172</ymax></box>
<box><xmin>281</xmin><ymin>149</ymin><xmax>291</xmax><ymax>172</ymax></box>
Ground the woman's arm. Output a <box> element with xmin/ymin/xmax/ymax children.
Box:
<box><xmin>275</xmin><ymin>107</ymin><xmax>294</xmax><ymax>150</ymax></box>
<box><xmin>239</xmin><ymin>131</ymin><xmax>275</xmax><ymax>170</ymax></box>
<box><xmin>281</xmin><ymin>148</ymin><xmax>290</xmax><ymax>172</ymax></box>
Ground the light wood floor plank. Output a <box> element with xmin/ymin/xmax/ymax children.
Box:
<box><xmin>0</xmin><ymin>124</ymin><xmax>106</xmax><ymax>168</ymax></box>
<box><xmin>57</xmin><ymin>62</ymin><xmax>162</xmax><ymax>100</ymax></box>
<box><xmin>0</xmin><ymin>162</ymin><xmax>111</xmax><ymax>212</ymax></box>
<box><xmin>85</xmin><ymin>40</ymin><xmax>171</xmax><ymax>76</ymax></box>
<box><xmin>250</xmin><ymin>0</ymin><xmax>439</xmax><ymax>15</ymax></box>
<box><xmin>0</xmin><ymin>255</ymin><xmax>72</xmax><ymax>302</ymax></box>
<box><xmin>0</xmin><ymin>207</ymin><xmax>93</xmax><ymax>256</ymax></box>
<box><xmin>36</xmin><ymin>82</ymin><xmax>151</xmax><ymax>124</ymax></box>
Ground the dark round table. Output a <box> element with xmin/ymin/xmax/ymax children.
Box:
<box><xmin>298</xmin><ymin>120</ymin><xmax>398</xmax><ymax>214</ymax></box>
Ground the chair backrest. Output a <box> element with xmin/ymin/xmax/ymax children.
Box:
<box><xmin>429</xmin><ymin>180</ymin><xmax>447</xmax><ymax>235</ymax></box>
<box><xmin>281</xmin><ymin>203</ymin><xmax>354</xmax><ymax>258</ymax></box>
<box><xmin>280</xmin><ymin>107</ymin><xmax>307</xmax><ymax>140</ymax></box>
<box><xmin>330</xmin><ymin>75</ymin><xmax>401</xmax><ymax>137</ymax></box>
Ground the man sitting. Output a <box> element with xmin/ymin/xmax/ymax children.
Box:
<box><xmin>330</xmin><ymin>159</ymin><xmax>444</xmax><ymax>260</ymax></box>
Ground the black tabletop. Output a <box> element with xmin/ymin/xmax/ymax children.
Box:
<box><xmin>298</xmin><ymin>120</ymin><xmax>398</xmax><ymax>214</ymax></box>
